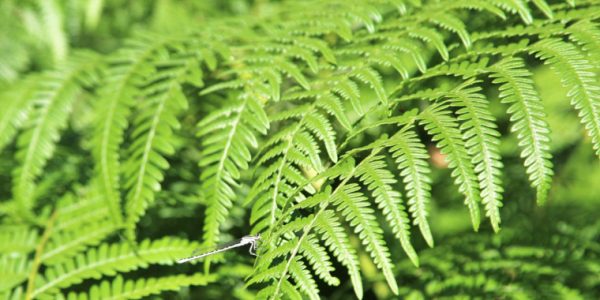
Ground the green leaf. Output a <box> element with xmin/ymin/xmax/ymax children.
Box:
<box><xmin>389</xmin><ymin>128</ymin><xmax>434</xmax><ymax>246</ymax></box>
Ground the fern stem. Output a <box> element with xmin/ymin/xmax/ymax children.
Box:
<box><xmin>25</xmin><ymin>210</ymin><xmax>58</xmax><ymax>300</ymax></box>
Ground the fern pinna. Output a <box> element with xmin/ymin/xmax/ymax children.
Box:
<box><xmin>1</xmin><ymin>0</ymin><xmax>600</xmax><ymax>299</ymax></box>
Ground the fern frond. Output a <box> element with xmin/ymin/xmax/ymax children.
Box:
<box><xmin>289</xmin><ymin>259</ymin><xmax>320</xmax><ymax>300</ymax></box>
<box><xmin>0</xmin><ymin>255</ymin><xmax>29</xmax><ymax>292</ymax></box>
<box><xmin>491</xmin><ymin>0</ymin><xmax>533</xmax><ymax>24</ymax></box>
<box><xmin>530</xmin><ymin>38</ymin><xmax>600</xmax><ymax>157</ymax></box>
<box><xmin>91</xmin><ymin>34</ymin><xmax>177</xmax><ymax>227</ymax></box>
<box><xmin>0</xmin><ymin>80</ymin><xmax>34</xmax><ymax>153</ymax></box>
<box><xmin>389</xmin><ymin>128</ymin><xmax>434</xmax><ymax>246</ymax></box>
<box><xmin>300</xmin><ymin>235</ymin><xmax>340</xmax><ymax>286</ymax></box>
<box><xmin>123</xmin><ymin>53</ymin><xmax>196</xmax><ymax>233</ymax></box>
<box><xmin>304</xmin><ymin>112</ymin><xmax>338</xmax><ymax>163</ymax></box>
<box><xmin>0</xmin><ymin>226</ymin><xmax>38</xmax><ymax>254</ymax></box>
<box><xmin>332</xmin><ymin>183</ymin><xmax>398</xmax><ymax>294</ymax></box>
<box><xmin>12</xmin><ymin>52</ymin><xmax>100</xmax><ymax>215</ymax></box>
<box><xmin>52</xmin><ymin>194</ymin><xmax>111</xmax><ymax>232</ymax></box>
<box><xmin>40</xmin><ymin>220</ymin><xmax>114</xmax><ymax>265</ymax></box>
<box><xmin>355</xmin><ymin>154</ymin><xmax>418</xmax><ymax>266</ymax></box>
<box><xmin>419</xmin><ymin>104</ymin><xmax>482</xmax><ymax>230</ymax></box>
<box><xmin>315</xmin><ymin>210</ymin><xmax>363</xmax><ymax>298</ymax></box>
<box><xmin>489</xmin><ymin>57</ymin><xmax>553</xmax><ymax>204</ymax></box>
<box><xmin>24</xmin><ymin>190</ymin><xmax>122</xmax><ymax>292</ymax></box>
<box><xmin>31</xmin><ymin>237</ymin><xmax>198</xmax><ymax>298</ymax></box>
<box><xmin>198</xmin><ymin>92</ymin><xmax>269</xmax><ymax>249</ymax></box>
<box><xmin>247</xmin><ymin>97</ymin><xmax>342</xmax><ymax>236</ymax></box>
<box><xmin>564</xmin><ymin>20</ymin><xmax>600</xmax><ymax>64</ymax></box>
<box><xmin>447</xmin><ymin>83</ymin><xmax>503</xmax><ymax>231</ymax></box>
<box><xmin>58</xmin><ymin>274</ymin><xmax>216</xmax><ymax>300</ymax></box>
<box><xmin>331</xmin><ymin>77</ymin><xmax>363</xmax><ymax>115</ymax></box>
<box><xmin>431</xmin><ymin>13</ymin><xmax>471</xmax><ymax>48</ymax></box>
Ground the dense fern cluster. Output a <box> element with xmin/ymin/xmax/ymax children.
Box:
<box><xmin>1</xmin><ymin>0</ymin><xmax>600</xmax><ymax>299</ymax></box>
<box><xmin>395</xmin><ymin>220</ymin><xmax>600</xmax><ymax>299</ymax></box>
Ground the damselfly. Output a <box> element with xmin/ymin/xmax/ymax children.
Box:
<box><xmin>176</xmin><ymin>234</ymin><xmax>261</xmax><ymax>264</ymax></box>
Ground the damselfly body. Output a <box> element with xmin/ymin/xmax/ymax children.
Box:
<box><xmin>176</xmin><ymin>234</ymin><xmax>260</xmax><ymax>264</ymax></box>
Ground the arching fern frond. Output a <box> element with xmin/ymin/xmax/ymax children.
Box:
<box><xmin>11</xmin><ymin>51</ymin><xmax>100</xmax><ymax>217</ymax></box>
<box><xmin>419</xmin><ymin>104</ymin><xmax>482</xmax><ymax>230</ymax></box>
<box><xmin>489</xmin><ymin>57</ymin><xmax>553</xmax><ymax>204</ymax></box>
<box><xmin>314</xmin><ymin>210</ymin><xmax>362</xmax><ymax>298</ymax></box>
<box><xmin>389</xmin><ymin>128</ymin><xmax>434</xmax><ymax>246</ymax></box>
<box><xmin>198</xmin><ymin>90</ymin><xmax>269</xmax><ymax>252</ymax></box>
<box><xmin>446</xmin><ymin>82</ymin><xmax>503</xmax><ymax>231</ymax></box>
<box><xmin>91</xmin><ymin>33</ymin><xmax>180</xmax><ymax>228</ymax></box>
<box><xmin>332</xmin><ymin>183</ymin><xmax>399</xmax><ymax>294</ymax></box>
<box><xmin>530</xmin><ymin>38</ymin><xmax>600</xmax><ymax>157</ymax></box>
<box><xmin>355</xmin><ymin>153</ymin><xmax>418</xmax><ymax>266</ymax></box>
<box><xmin>123</xmin><ymin>52</ymin><xmax>200</xmax><ymax>235</ymax></box>
<box><xmin>58</xmin><ymin>274</ymin><xmax>216</xmax><ymax>300</ymax></box>
<box><xmin>31</xmin><ymin>237</ymin><xmax>198</xmax><ymax>298</ymax></box>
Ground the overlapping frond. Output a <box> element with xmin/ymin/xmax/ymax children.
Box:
<box><xmin>198</xmin><ymin>92</ymin><xmax>269</xmax><ymax>250</ymax></box>
<box><xmin>91</xmin><ymin>33</ymin><xmax>178</xmax><ymax>227</ymax></box>
<box><xmin>355</xmin><ymin>154</ymin><xmax>418</xmax><ymax>265</ymax></box>
<box><xmin>11</xmin><ymin>52</ymin><xmax>100</xmax><ymax>216</ymax></box>
<box><xmin>332</xmin><ymin>183</ymin><xmax>398</xmax><ymax>293</ymax></box>
<box><xmin>446</xmin><ymin>83</ymin><xmax>503</xmax><ymax>231</ymax></box>
<box><xmin>246</xmin><ymin>94</ymin><xmax>343</xmax><ymax>237</ymax></box>
<box><xmin>31</xmin><ymin>237</ymin><xmax>198</xmax><ymax>298</ymax></box>
<box><xmin>419</xmin><ymin>104</ymin><xmax>482</xmax><ymax>230</ymax></box>
<box><xmin>123</xmin><ymin>52</ymin><xmax>200</xmax><ymax>234</ymax></box>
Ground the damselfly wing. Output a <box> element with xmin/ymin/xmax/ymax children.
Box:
<box><xmin>177</xmin><ymin>234</ymin><xmax>260</xmax><ymax>264</ymax></box>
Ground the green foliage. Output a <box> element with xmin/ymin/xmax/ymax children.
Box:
<box><xmin>395</xmin><ymin>220</ymin><xmax>600</xmax><ymax>299</ymax></box>
<box><xmin>1</xmin><ymin>0</ymin><xmax>600</xmax><ymax>299</ymax></box>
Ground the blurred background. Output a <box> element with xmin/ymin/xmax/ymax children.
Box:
<box><xmin>1</xmin><ymin>0</ymin><xmax>598</xmax><ymax>298</ymax></box>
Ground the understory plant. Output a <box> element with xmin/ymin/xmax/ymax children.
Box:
<box><xmin>1</xmin><ymin>0</ymin><xmax>599</xmax><ymax>299</ymax></box>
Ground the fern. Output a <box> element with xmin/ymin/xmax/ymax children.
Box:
<box><xmin>489</xmin><ymin>57</ymin><xmax>553</xmax><ymax>204</ymax></box>
<box><xmin>198</xmin><ymin>90</ymin><xmax>269</xmax><ymax>253</ymax></box>
<box><xmin>389</xmin><ymin>127</ymin><xmax>434</xmax><ymax>246</ymax></box>
<box><xmin>91</xmin><ymin>33</ymin><xmax>181</xmax><ymax>228</ymax></box>
<box><xmin>1</xmin><ymin>0</ymin><xmax>600</xmax><ymax>299</ymax></box>
<box><xmin>11</xmin><ymin>52</ymin><xmax>100</xmax><ymax>218</ymax></box>
<box><xmin>0</xmin><ymin>79</ymin><xmax>35</xmax><ymax>154</ymax></box>
<box><xmin>355</xmin><ymin>154</ymin><xmax>418</xmax><ymax>265</ymax></box>
<box><xmin>123</xmin><ymin>50</ymin><xmax>198</xmax><ymax>235</ymax></box>
<box><xmin>57</xmin><ymin>274</ymin><xmax>215</xmax><ymax>300</ymax></box>
<box><xmin>31</xmin><ymin>237</ymin><xmax>198</xmax><ymax>298</ymax></box>
<box><xmin>419</xmin><ymin>104</ymin><xmax>482</xmax><ymax>230</ymax></box>
<box><xmin>530</xmin><ymin>38</ymin><xmax>600</xmax><ymax>157</ymax></box>
<box><xmin>446</xmin><ymin>82</ymin><xmax>504</xmax><ymax>231</ymax></box>
<box><xmin>394</xmin><ymin>220</ymin><xmax>600</xmax><ymax>298</ymax></box>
